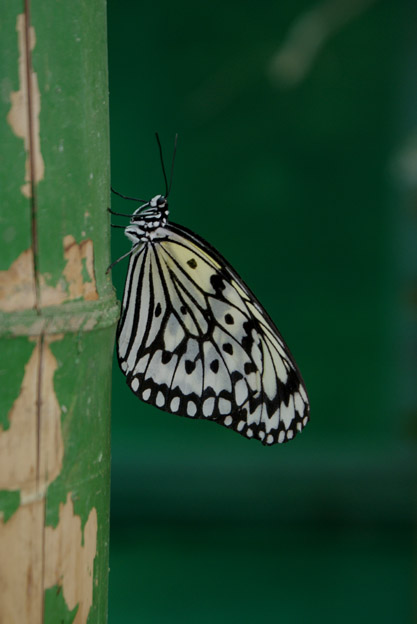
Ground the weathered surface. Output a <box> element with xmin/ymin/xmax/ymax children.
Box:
<box><xmin>0</xmin><ymin>1</ymin><xmax>117</xmax><ymax>622</ymax></box>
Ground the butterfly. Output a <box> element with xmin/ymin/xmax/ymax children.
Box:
<box><xmin>109</xmin><ymin>134</ymin><xmax>309</xmax><ymax>445</ymax></box>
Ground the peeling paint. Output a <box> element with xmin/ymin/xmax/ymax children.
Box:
<box><xmin>0</xmin><ymin>494</ymin><xmax>97</xmax><ymax>624</ymax></box>
<box><xmin>44</xmin><ymin>494</ymin><xmax>97</xmax><ymax>624</ymax></box>
<box><xmin>0</xmin><ymin>336</ymin><xmax>63</xmax><ymax>498</ymax></box>
<box><xmin>0</xmin><ymin>236</ymin><xmax>98</xmax><ymax>311</ymax></box>
<box><xmin>0</xmin><ymin>334</ymin><xmax>64</xmax><ymax>622</ymax></box>
<box><xmin>0</xmin><ymin>248</ymin><xmax>36</xmax><ymax>311</ymax></box>
<box><xmin>61</xmin><ymin>235</ymin><xmax>99</xmax><ymax>302</ymax></box>
<box><xmin>7</xmin><ymin>14</ymin><xmax>44</xmax><ymax>197</ymax></box>
<box><xmin>0</xmin><ymin>337</ymin><xmax>97</xmax><ymax>623</ymax></box>
<box><xmin>0</xmin><ymin>500</ymin><xmax>44</xmax><ymax>622</ymax></box>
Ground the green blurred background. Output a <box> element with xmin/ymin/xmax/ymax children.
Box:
<box><xmin>107</xmin><ymin>0</ymin><xmax>416</xmax><ymax>621</ymax></box>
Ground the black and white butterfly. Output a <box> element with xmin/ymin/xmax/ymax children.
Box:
<box><xmin>109</xmin><ymin>135</ymin><xmax>309</xmax><ymax>445</ymax></box>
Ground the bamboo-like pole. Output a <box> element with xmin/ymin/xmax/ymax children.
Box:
<box><xmin>0</xmin><ymin>1</ymin><xmax>118</xmax><ymax>622</ymax></box>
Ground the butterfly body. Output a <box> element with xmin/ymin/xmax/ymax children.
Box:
<box><xmin>124</xmin><ymin>194</ymin><xmax>169</xmax><ymax>243</ymax></box>
<box><xmin>115</xmin><ymin>193</ymin><xmax>309</xmax><ymax>446</ymax></box>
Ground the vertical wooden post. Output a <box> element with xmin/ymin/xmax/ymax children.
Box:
<box><xmin>0</xmin><ymin>1</ymin><xmax>118</xmax><ymax>622</ymax></box>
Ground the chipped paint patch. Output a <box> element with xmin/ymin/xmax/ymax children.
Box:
<box><xmin>44</xmin><ymin>494</ymin><xmax>97</xmax><ymax>624</ymax></box>
<box><xmin>0</xmin><ymin>499</ymin><xmax>44</xmax><ymax>623</ymax></box>
<box><xmin>7</xmin><ymin>14</ymin><xmax>44</xmax><ymax>197</ymax></box>
<box><xmin>0</xmin><ymin>237</ymin><xmax>98</xmax><ymax>311</ymax></box>
<box><xmin>0</xmin><ymin>337</ymin><xmax>97</xmax><ymax>622</ymax></box>
<box><xmin>0</xmin><ymin>336</ymin><xmax>63</xmax><ymax>498</ymax></box>
<box><xmin>62</xmin><ymin>235</ymin><xmax>99</xmax><ymax>302</ymax></box>
<box><xmin>0</xmin><ymin>494</ymin><xmax>97</xmax><ymax>624</ymax></box>
<box><xmin>0</xmin><ymin>248</ymin><xmax>36</xmax><ymax>311</ymax></box>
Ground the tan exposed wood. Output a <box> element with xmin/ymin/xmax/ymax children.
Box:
<box><xmin>0</xmin><ymin>501</ymin><xmax>44</xmax><ymax>623</ymax></box>
<box><xmin>0</xmin><ymin>236</ymin><xmax>98</xmax><ymax>313</ymax></box>
<box><xmin>0</xmin><ymin>337</ymin><xmax>63</xmax><ymax>497</ymax></box>
<box><xmin>45</xmin><ymin>495</ymin><xmax>98</xmax><ymax>624</ymax></box>
<box><xmin>7</xmin><ymin>14</ymin><xmax>44</xmax><ymax>198</ymax></box>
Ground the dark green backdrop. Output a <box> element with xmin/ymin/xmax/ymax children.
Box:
<box><xmin>107</xmin><ymin>1</ymin><xmax>415</xmax><ymax>622</ymax></box>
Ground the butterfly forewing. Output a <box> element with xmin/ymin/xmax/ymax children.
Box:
<box><xmin>116</xmin><ymin>218</ymin><xmax>309</xmax><ymax>445</ymax></box>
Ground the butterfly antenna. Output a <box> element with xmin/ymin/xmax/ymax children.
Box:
<box><xmin>167</xmin><ymin>133</ymin><xmax>178</xmax><ymax>197</ymax></box>
<box><xmin>155</xmin><ymin>132</ymin><xmax>169</xmax><ymax>197</ymax></box>
<box><xmin>111</xmin><ymin>188</ymin><xmax>146</xmax><ymax>202</ymax></box>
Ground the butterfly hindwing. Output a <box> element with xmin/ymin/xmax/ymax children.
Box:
<box><xmin>117</xmin><ymin>221</ymin><xmax>309</xmax><ymax>445</ymax></box>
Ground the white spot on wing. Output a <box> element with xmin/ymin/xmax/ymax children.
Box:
<box><xmin>187</xmin><ymin>400</ymin><xmax>197</xmax><ymax>416</ymax></box>
<box><xmin>280</xmin><ymin>396</ymin><xmax>295</xmax><ymax>430</ymax></box>
<box><xmin>170</xmin><ymin>397</ymin><xmax>180</xmax><ymax>412</ymax></box>
<box><xmin>156</xmin><ymin>391</ymin><xmax>165</xmax><ymax>407</ymax></box>
<box><xmin>272</xmin><ymin>351</ymin><xmax>288</xmax><ymax>384</ymax></box>
<box><xmin>261</xmin><ymin>345</ymin><xmax>278</xmax><ymax>400</ymax></box>
<box><xmin>234</xmin><ymin>379</ymin><xmax>248</xmax><ymax>405</ymax></box>
<box><xmin>131</xmin><ymin>378</ymin><xmax>139</xmax><ymax>392</ymax></box>
<box><xmin>219</xmin><ymin>398</ymin><xmax>231</xmax><ymax>415</ymax></box>
<box><xmin>203</xmin><ymin>397</ymin><xmax>215</xmax><ymax>416</ymax></box>
<box><xmin>294</xmin><ymin>392</ymin><xmax>304</xmax><ymax>415</ymax></box>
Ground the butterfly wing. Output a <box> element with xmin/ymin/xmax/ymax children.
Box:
<box><xmin>117</xmin><ymin>222</ymin><xmax>309</xmax><ymax>445</ymax></box>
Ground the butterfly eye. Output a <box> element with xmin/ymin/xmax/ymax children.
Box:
<box><xmin>157</xmin><ymin>196</ymin><xmax>167</xmax><ymax>207</ymax></box>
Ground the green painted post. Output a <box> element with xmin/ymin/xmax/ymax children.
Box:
<box><xmin>0</xmin><ymin>1</ymin><xmax>118</xmax><ymax>622</ymax></box>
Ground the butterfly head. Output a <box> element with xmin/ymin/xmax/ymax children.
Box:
<box><xmin>125</xmin><ymin>194</ymin><xmax>169</xmax><ymax>244</ymax></box>
<box><xmin>150</xmin><ymin>194</ymin><xmax>168</xmax><ymax>209</ymax></box>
